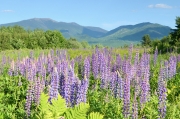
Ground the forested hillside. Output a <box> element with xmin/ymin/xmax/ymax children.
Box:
<box><xmin>0</xmin><ymin>26</ymin><xmax>96</xmax><ymax>51</ymax></box>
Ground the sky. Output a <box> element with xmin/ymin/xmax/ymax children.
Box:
<box><xmin>0</xmin><ymin>0</ymin><xmax>180</xmax><ymax>30</ymax></box>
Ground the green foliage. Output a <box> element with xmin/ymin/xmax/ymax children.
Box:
<box><xmin>87</xmin><ymin>112</ymin><xmax>104</xmax><ymax>119</ymax></box>
<box><xmin>65</xmin><ymin>103</ymin><xmax>89</xmax><ymax>119</ymax></box>
<box><xmin>139</xmin><ymin>95</ymin><xmax>159</xmax><ymax>119</ymax></box>
<box><xmin>141</xmin><ymin>34</ymin><xmax>151</xmax><ymax>47</ymax></box>
<box><xmin>166</xmin><ymin>95</ymin><xmax>180</xmax><ymax>118</ymax></box>
<box><xmin>150</xmin><ymin>16</ymin><xmax>180</xmax><ymax>54</ymax></box>
<box><xmin>0</xmin><ymin>73</ymin><xmax>29</xmax><ymax>119</ymax></box>
<box><xmin>170</xmin><ymin>17</ymin><xmax>180</xmax><ymax>46</ymax></box>
<box><xmin>35</xmin><ymin>93</ymin><xmax>66</xmax><ymax>119</ymax></box>
<box><xmin>0</xmin><ymin>26</ymin><xmax>93</xmax><ymax>51</ymax></box>
<box><xmin>36</xmin><ymin>92</ymin><xmax>104</xmax><ymax>119</ymax></box>
<box><xmin>88</xmin><ymin>87</ymin><xmax>124</xmax><ymax>119</ymax></box>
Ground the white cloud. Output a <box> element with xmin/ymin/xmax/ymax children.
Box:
<box><xmin>148</xmin><ymin>4</ymin><xmax>172</xmax><ymax>9</ymax></box>
<box><xmin>1</xmin><ymin>10</ymin><xmax>14</xmax><ymax>12</ymax></box>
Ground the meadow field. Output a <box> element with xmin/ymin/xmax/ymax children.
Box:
<box><xmin>0</xmin><ymin>46</ymin><xmax>180</xmax><ymax>119</ymax></box>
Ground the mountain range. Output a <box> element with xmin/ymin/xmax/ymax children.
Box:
<box><xmin>0</xmin><ymin>18</ymin><xmax>172</xmax><ymax>47</ymax></box>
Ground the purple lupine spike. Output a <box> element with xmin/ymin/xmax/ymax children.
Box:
<box><xmin>158</xmin><ymin>64</ymin><xmax>167</xmax><ymax>118</ymax></box>
<box><xmin>117</xmin><ymin>71</ymin><xmax>124</xmax><ymax>99</ymax></box>
<box><xmin>112</xmin><ymin>71</ymin><xmax>120</xmax><ymax>98</ymax></box>
<box><xmin>84</xmin><ymin>57</ymin><xmax>91</xmax><ymax>79</ymax></box>
<box><xmin>40</xmin><ymin>76</ymin><xmax>45</xmax><ymax>92</ymax></box>
<box><xmin>8</xmin><ymin>60</ymin><xmax>15</xmax><ymax>76</ymax></box>
<box><xmin>25</xmin><ymin>82</ymin><xmax>33</xmax><ymax>117</ymax></box>
<box><xmin>31</xmin><ymin>63</ymin><xmax>37</xmax><ymax>80</ymax></box>
<box><xmin>134</xmin><ymin>50</ymin><xmax>139</xmax><ymax>67</ymax></box>
<box><xmin>49</xmin><ymin>67</ymin><xmax>59</xmax><ymax>101</ymax></box>
<box><xmin>128</xmin><ymin>43</ymin><xmax>133</xmax><ymax>61</ymax></box>
<box><xmin>34</xmin><ymin>76</ymin><xmax>41</xmax><ymax>105</ymax></box>
<box><xmin>116</xmin><ymin>54</ymin><xmax>121</xmax><ymax>71</ymax></box>
<box><xmin>59</xmin><ymin>60</ymin><xmax>68</xmax><ymax>98</ymax></box>
<box><xmin>47</xmin><ymin>56</ymin><xmax>53</xmax><ymax>74</ymax></box>
<box><xmin>81</xmin><ymin>75</ymin><xmax>89</xmax><ymax>103</ymax></box>
<box><xmin>140</xmin><ymin>77</ymin><xmax>148</xmax><ymax>106</ymax></box>
<box><xmin>100</xmin><ymin>55</ymin><xmax>108</xmax><ymax>89</ymax></box>
<box><xmin>122</xmin><ymin>59</ymin><xmax>131</xmax><ymax>118</ymax></box>
<box><xmin>68</xmin><ymin>66</ymin><xmax>76</xmax><ymax>107</ymax></box>
<box><xmin>14</xmin><ymin>61</ymin><xmax>19</xmax><ymax>76</ymax></box>
<box><xmin>132</xmin><ymin>72</ymin><xmax>140</xmax><ymax>119</ymax></box>
<box><xmin>36</xmin><ymin>59</ymin><xmax>42</xmax><ymax>74</ymax></box>
<box><xmin>111</xmin><ymin>64</ymin><xmax>116</xmax><ymax>72</ymax></box>
<box><xmin>109</xmin><ymin>72</ymin><xmax>116</xmax><ymax>97</ymax></box>
<box><xmin>140</xmin><ymin>53</ymin><xmax>150</xmax><ymax>107</ymax></box>
<box><xmin>92</xmin><ymin>53</ymin><xmax>99</xmax><ymax>79</ymax></box>
<box><xmin>123</xmin><ymin>71</ymin><xmax>131</xmax><ymax>118</ymax></box>
<box><xmin>41</xmin><ymin>65</ymin><xmax>46</xmax><ymax>80</ymax></box>
<box><xmin>64</xmin><ymin>70</ymin><xmax>72</xmax><ymax>107</ymax></box>
<box><xmin>76</xmin><ymin>75</ymin><xmax>89</xmax><ymax>105</ymax></box>
<box><xmin>59</xmin><ymin>72</ymin><xmax>65</xmax><ymax>98</ymax></box>
<box><xmin>75</xmin><ymin>77</ymin><xmax>83</xmax><ymax>105</ymax></box>
<box><xmin>106</xmin><ymin>54</ymin><xmax>111</xmax><ymax>77</ymax></box>
<box><xmin>19</xmin><ymin>62</ymin><xmax>26</xmax><ymax>76</ymax></box>
<box><xmin>132</xmin><ymin>90</ymin><xmax>138</xmax><ymax>119</ymax></box>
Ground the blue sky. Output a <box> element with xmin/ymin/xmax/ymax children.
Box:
<box><xmin>0</xmin><ymin>0</ymin><xmax>179</xmax><ymax>30</ymax></box>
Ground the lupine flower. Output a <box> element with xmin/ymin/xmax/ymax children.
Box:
<box><xmin>49</xmin><ymin>67</ymin><xmax>59</xmax><ymax>101</ymax></box>
<box><xmin>140</xmin><ymin>53</ymin><xmax>150</xmax><ymax>106</ymax></box>
<box><xmin>123</xmin><ymin>74</ymin><xmax>131</xmax><ymax>118</ymax></box>
<box><xmin>123</xmin><ymin>61</ymin><xmax>131</xmax><ymax>118</ymax></box>
<box><xmin>84</xmin><ymin>57</ymin><xmax>91</xmax><ymax>79</ymax></box>
<box><xmin>116</xmin><ymin>54</ymin><xmax>121</xmax><ymax>71</ymax></box>
<box><xmin>75</xmin><ymin>78</ymin><xmax>83</xmax><ymax>105</ymax></box>
<box><xmin>128</xmin><ymin>43</ymin><xmax>133</xmax><ymax>61</ymax></box>
<box><xmin>92</xmin><ymin>53</ymin><xmax>99</xmax><ymax>79</ymax></box>
<box><xmin>25</xmin><ymin>82</ymin><xmax>33</xmax><ymax>117</ymax></box>
<box><xmin>117</xmin><ymin>71</ymin><xmax>124</xmax><ymax>99</ymax></box>
<box><xmin>8</xmin><ymin>60</ymin><xmax>15</xmax><ymax>76</ymax></box>
<box><xmin>68</xmin><ymin>66</ymin><xmax>76</xmax><ymax>106</ymax></box>
<box><xmin>34</xmin><ymin>76</ymin><xmax>41</xmax><ymax>105</ymax></box>
<box><xmin>158</xmin><ymin>65</ymin><xmax>167</xmax><ymax>118</ymax></box>
<box><xmin>100</xmin><ymin>55</ymin><xmax>108</xmax><ymax>89</ymax></box>
<box><xmin>109</xmin><ymin>72</ymin><xmax>116</xmax><ymax>96</ymax></box>
<box><xmin>81</xmin><ymin>75</ymin><xmax>89</xmax><ymax>103</ymax></box>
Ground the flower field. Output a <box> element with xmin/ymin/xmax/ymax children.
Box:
<box><xmin>0</xmin><ymin>46</ymin><xmax>180</xmax><ymax>119</ymax></box>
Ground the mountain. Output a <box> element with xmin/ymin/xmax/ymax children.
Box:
<box><xmin>0</xmin><ymin>18</ymin><xmax>172</xmax><ymax>47</ymax></box>
<box><xmin>101</xmin><ymin>22</ymin><xmax>171</xmax><ymax>41</ymax></box>
<box><xmin>0</xmin><ymin>18</ymin><xmax>107</xmax><ymax>38</ymax></box>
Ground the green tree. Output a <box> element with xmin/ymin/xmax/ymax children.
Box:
<box><xmin>170</xmin><ymin>17</ymin><xmax>180</xmax><ymax>46</ymax></box>
<box><xmin>141</xmin><ymin>34</ymin><xmax>151</xmax><ymax>46</ymax></box>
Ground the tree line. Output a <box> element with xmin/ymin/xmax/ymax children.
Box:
<box><xmin>0</xmin><ymin>26</ymin><xmax>102</xmax><ymax>51</ymax></box>
<box><xmin>141</xmin><ymin>17</ymin><xmax>180</xmax><ymax>53</ymax></box>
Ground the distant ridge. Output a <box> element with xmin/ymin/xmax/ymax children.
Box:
<box><xmin>0</xmin><ymin>18</ymin><xmax>172</xmax><ymax>47</ymax></box>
